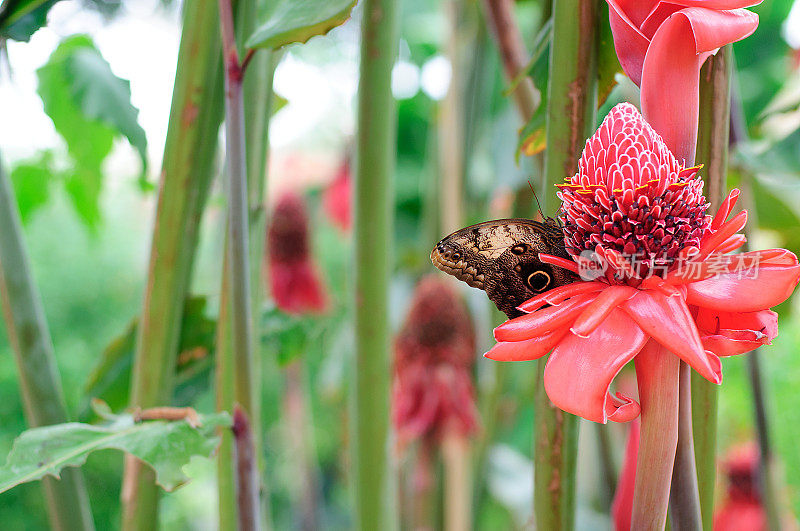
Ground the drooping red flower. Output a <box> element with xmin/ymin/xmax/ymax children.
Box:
<box><xmin>392</xmin><ymin>276</ymin><xmax>479</xmax><ymax>448</ymax></box>
<box><xmin>606</xmin><ymin>0</ymin><xmax>760</xmax><ymax>159</ymax></box>
<box><xmin>322</xmin><ymin>161</ymin><xmax>352</xmax><ymax>232</ymax></box>
<box><xmin>485</xmin><ymin>103</ymin><xmax>800</xmax><ymax>424</ymax></box>
<box><xmin>266</xmin><ymin>192</ymin><xmax>328</xmax><ymax>315</ymax></box>
<box><xmin>714</xmin><ymin>445</ymin><xmax>766</xmax><ymax>531</ymax></box>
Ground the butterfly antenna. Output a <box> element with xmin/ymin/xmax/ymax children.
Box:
<box><xmin>527</xmin><ymin>180</ymin><xmax>544</xmax><ymax>217</ymax></box>
<box><xmin>528</xmin><ymin>179</ymin><xmax>565</xmax><ymax>227</ymax></box>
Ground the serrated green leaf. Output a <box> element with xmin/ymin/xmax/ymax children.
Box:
<box><xmin>66</xmin><ymin>47</ymin><xmax>148</xmax><ymax>175</ymax></box>
<box><xmin>36</xmin><ymin>35</ymin><xmax>149</xmax><ymax>228</ymax></box>
<box><xmin>246</xmin><ymin>0</ymin><xmax>356</xmax><ymax>50</ymax></box>
<box><xmin>37</xmin><ymin>36</ymin><xmax>113</xmax><ymax>229</ymax></box>
<box><xmin>0</xmin><ymin>409</ymin><xmax>231</xmax><ymax>493</ymax></box>
<box><xmin>9</xmin><ymin>150</ymin><xmax>55</xmax><ymax>223</ymax></box>
<box><xmin>0</xmin><ymin>0</ymin><xmax>59</xmax><ymax>41</ymax></box>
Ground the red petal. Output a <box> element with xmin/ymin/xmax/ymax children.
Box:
<box><xmin>641</xmin><ymin>8</ymin><xmax>759</xmax><ymax>160</ymax></box>
<box><xmin>571</xmin><ymin>285</ymin><xmax>639</xmax><ymax>337</ymax></box>
<box><xmin>696</xmin><ymin>308</ymin><xmax>778</xmax><ymax>356</ymax></box>
<box><xmin>686</xmin><ymin>263</ymin><xmax>800</xmax><ymax>312</ymax></box>
<box><xmin>622</xmin><ymin>290</ymin><xmax>721</xmax><ymax>383</ymax></box>
<box><xmin>544</xmin><ymin>309</ymin><xmax>646</xmax><ymax>423</ymax></box>
<box><xmin>710</xmin><ymin>188</ymin><xmax>740</xmax><ymax>230</ymax></box>
<box><xmin>698</xmin><ymin>210</ymin><xmax>747</xmax><ymax>257</ymax></box>
<box><xmin>538</xmin><ymin>253</ymin><xmax>580</xmax><ymax>275</ymax></box>
<box><xmin>715</xmin><ymin>234</ymin><xmax>746</xmax><ymax>254</ymax></box>
<box><xmin>517</xmin><ymin>281</ymin><xmax>605</xmax><ymax>313</ymax></box>
<box><xmin>484</xmin><ymin>326</ymin><xmax>571</xmax><ymax>362</ymax></box>
<box><xmin>607</xmin><ymin>0</ymin><xmax>653</xmax><ymax>85</ymax></box>
<box><xmin>494</xmin><ymin>294</ymin><xmax>593</xmax><ymax>341</ymax></box>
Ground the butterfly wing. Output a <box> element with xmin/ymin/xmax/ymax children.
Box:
<box><xmin>431</xmin><ymin>218</ymin><xmax>575</xmax><ymax>318</ymax></box>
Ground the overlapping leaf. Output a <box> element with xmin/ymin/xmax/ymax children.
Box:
<box><xmin>0</xmin><ymin>0</ymin><xmax>59</xmax><ymax>41</ymax></box>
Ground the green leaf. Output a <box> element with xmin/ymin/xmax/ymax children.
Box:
<box><xmin>0</xmin><ymin>407</ymin><xmax>231</xmax><ymax>493</ymax></box>
<box><xmin>246</xmin><ymin>0</ymin><xmax>356</xmax><ymax>50</ymax></box>
<box><xmin>0</xmin><ymin>0</ymin><xmax>59</xmax><ymax>42</ymax></box>
<box><xmin>516</xmin><ymin>22</ymin><xmax>551</xmax><ymax>159</ymax></box>
<box><xmin>36</xmin><ymin>35</ymin><xmax>148</xmax><ymax>228</ymax></box>
<box><xmin>81</xmin><ymin>296</ymin><xmax>216</xmax><ymax>417</ymax></box>
<box><xmin>9</xmin><ymin>150</ymin><xmax>55</xmax><ymax>224</ymax></box>
<box><xmin>66</xmin><ymin>47</ymin><xmax>148</xmax><ymax>176</ymax></box>
<box><xmin>597</xmin><ymin>4</ymin><xmax>622</xmax><ymax>108</ymax></box>
<box><xmin>260</xmin><ymin>303</ymin><xmax>317</xmax><ymax>366</ymax></box>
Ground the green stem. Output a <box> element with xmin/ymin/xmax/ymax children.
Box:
<box><xmin>480</xmin><ymin>0</ymin><xmax>538</xmax><ymax>121</ymax></box>
<box><xmin>121</xmin><ymin>0</ymin><xmax>224</xmax><ymax>527</ymax></box>
<box><xmin>442</xmin><ymin>432</ymin><xmax>471</xmax><ymax>531</ymax></box>
<box><xmin>217</xmin><ymin>0</ymin><xmax>259</xmax><ymax>529</ymax></box>
<box><xmin>632</xmin><ymin>341</ymin><xmax>679</xmax><ymax>530</ymax></box>
<box><xmin>670</xmin><ymin>362</ymin><xmax>702</xmax><ymax>530</ymax></box>
<box><xmin>216</xmin><ymin>2</ymin><xmax>276</xmax><ymax>527</ymax></box>
<box><xmin>439</xmin><ymin>0</ymin><xmax>464</xmax><ymax>234</ymax></box>
<box><xmin>729</xmin><ymin>56</ymin><xmax>783</xmax><ymax>531</ymax></box>
<box><xmin>746</xmin><ymin>350</ymin><xmax>781</xmax><ymax>531</ymax></box>
<box><xmin>353</xmin><ymin>0</ymin><xmax>399</xmax><ymax>527</ymax></box>
<box><xmin>0</xmin><ymin>157</ymin><xmax>95</xmax><ymax>531</ymax></box>
<box><xmin>535</xmin><ymin>1</ymin><xmax>597</xmax><ymax>528</ymax></box>
<box><xmin>690</xmin><ymin>44</ymin><xmax>732</xmax><ymax>530</ymax></box>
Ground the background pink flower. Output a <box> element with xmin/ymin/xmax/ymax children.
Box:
<box><xmin>392</xmin><ymin>276</ymin><xmax>479</xmax><ymax>448</ymax></box>
<box><xmin>266</xmin><ymin>192</ymin><xmax>328</xmax><ymax>315</ymax></box>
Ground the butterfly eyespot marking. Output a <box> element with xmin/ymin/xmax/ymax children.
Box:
<box><xmin>511</xmin><ymin>244</ymin><xmax>528</xmax><ymax>255</ymax></box>
<box><xmin>452</xmin><ymin>252</ymin><xmax>461</xmax><ymax>260</ymax></box>
<box><xmin>527</xmin><ymin>271</ymin><xmax>551</xmax><ymax>292</ymax></box>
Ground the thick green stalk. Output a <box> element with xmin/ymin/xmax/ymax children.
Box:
<box><xmin>691</xmin><ymin>45</ymin><xmax>731</xmax><ymax>530</ymax></box>
<box><xmin>0</xmin><ymin>158</ymin><xmax>95</xmax><ymax>531</ymax></box>
<box><xmin>121</xmin><ymin>0</ymin><xmax>224</xmax><ymax>527</ymax></box>
<box><xmin>536</xmin><ymin>1</ymin><xmax>597</xmax><ymax>529</ymax></box>
<box><xmin>353</xmin><ymin>0</ymin><xmax>399</xmax><ymax>527</ymax></box>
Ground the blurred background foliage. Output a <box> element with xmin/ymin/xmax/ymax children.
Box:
<box><xmin>0</xmin><ymin>0</ymin><xmax>800</xmax><ymax>528</ymax></box>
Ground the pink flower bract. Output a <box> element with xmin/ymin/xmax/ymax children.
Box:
<box><xmin>266</xmin><ymin>192</ymin><xmax>328</xmax><ymax>315</ymax></box>
<box><xmin>607</xmin><ymin>0</ymin><xmax>760</xmax><ymax>160</ymax></box>
<box><xmin>486</xmin><ymin>104</ymin><xmax>800</xmax><ymax>424</ymax></box>
<box><xmin>392</xmin><ymin>277</ymin><xmax>479</xmax><ymax>447</ymax></box>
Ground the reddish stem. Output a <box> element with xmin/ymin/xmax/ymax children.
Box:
<box><xmin>632</xmin><ymin>339</ymin><xmax>679</xmax><ymax>530</ymax></box>
<box><xmin>233</xmin><ymin>405</ymin><xmax>259</xmax><ymax>531</ymax></box>
<box><xmin>479</xmin><ymin>0</ymin><xmax>538</xmax><ymax>121</ymax></box>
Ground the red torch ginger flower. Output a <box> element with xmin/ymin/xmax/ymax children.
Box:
<box><xmin>392</xmin><ymin>276</ymin><xmax>479</xmax><ymax>448</ymax></box>
<box><xmin>714</xmin><ymin>445</ymin><xmax>766</xmax><ymax>531</ymax></box>
<box><xmin>607</xmin><ymin>0</ymin><xmax>760</xmax><ymax>160</ymax></box>
<box><xmin>322</xmin><ymin>161</ymin><xmax>351</xmax><ymax>233</ymax></box>
<box><xmin>485</xmin><ymin>103</ymin><xmax>800</xmax><ymax>424</ymax></box>
<box><xmin>266</xmin><ymin>192</ymin><xmax>328</xmax><ymax>315</ymax></box>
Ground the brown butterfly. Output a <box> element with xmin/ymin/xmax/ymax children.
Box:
<box><xmin>430</xmin><ymin>218</ymin><xmax>576</xmax><ymax>318</ymax></box>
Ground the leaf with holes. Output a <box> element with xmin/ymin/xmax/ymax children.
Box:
<box><xmin>0</xmin><ymin>406</ymin><xmax>231</xmax><ymax>493</ymax></box>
